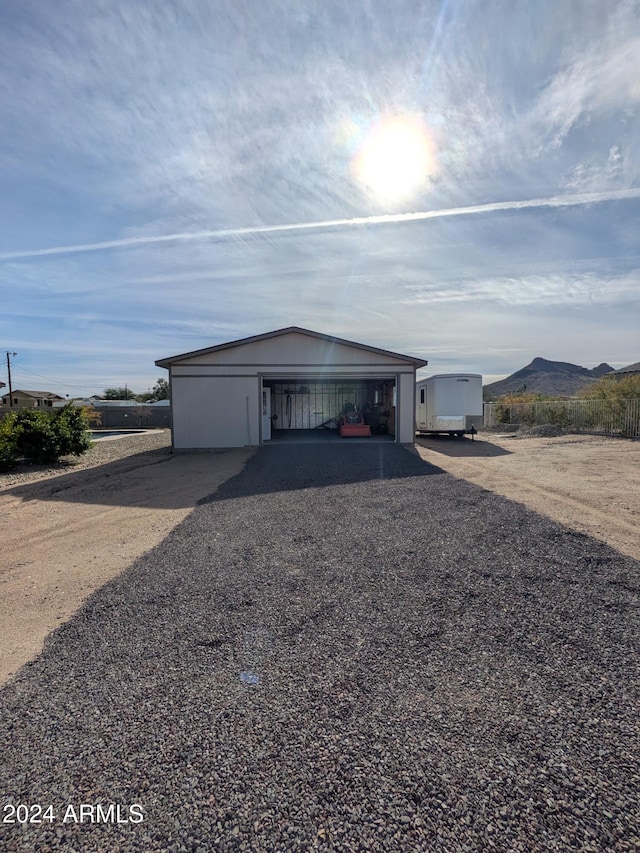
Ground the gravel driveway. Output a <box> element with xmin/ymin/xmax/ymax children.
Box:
<box><xmin>1</xmin><ymin>444</ymin><xmax>638</xmax><ymax>852</ymax></box>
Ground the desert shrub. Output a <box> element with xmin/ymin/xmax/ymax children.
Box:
<box><xmin>6</xmin><ymin>404</ymin><xmax>92</xmax><ymax>466</ymax></box>
<box><xmin>534</xmin><ymin>403</ymin><xmax>572</xmax><ymax>428</ymax></box>
<box><xmin>82</xmin><ymin>405</ymin><xmax>102</xmax><ymax>427</ymax></box>
<box><xmin>579</xmin><ymin>374</ymin><xmax>640</xmax><ymax>400</ymax></box>
<box><xmin>494</xmin><ymin>392</ymin><xmax>553</xmax><ymax>425</ymax></box>
<box><xmin>0</xmin><ymin>413</ymin><xmax>19</xmax><ymax>471</ymax></box>
<box><xmin>591</xmin><ymin>397</ymin><xmax>633</xmax><ymax>434</ymax></box>
<box><xmin>494</xmin><ymin>400</ymin><xmax>517</xmax><ymax>423</ymax></box>
<box><xmin>13</xmin><ymin>409</ymin><xmax>63</xmax><ymax>464</ymax></box>
<box><xmin>53</xmin><ymin>404</ymin><xmax>92</xmax><ymax>456</ymax></box>
<box><xmin>517</xmin><ymin>404</ymin><xmax>538</xmax><ymax>426</ymax></box>
<box><xmin>494</xmin><ymin>401</ymin><xmax>509</xmax><ymax>424</ymax></box>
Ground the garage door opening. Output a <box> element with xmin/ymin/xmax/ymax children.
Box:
<box><xmin>262</xmin><ymin>378</ymin><xmax>396</xmax><ymax>443</ymax></box>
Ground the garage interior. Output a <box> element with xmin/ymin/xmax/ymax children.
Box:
<box><xmin>263</xmin><ymin>377</ymin><xmax>396</xmax><ymax>442</ymax></box>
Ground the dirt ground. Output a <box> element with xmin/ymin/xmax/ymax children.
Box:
<box><xmin>415</xmin><ymin>431</ymin><xmax>640</xmax><ymax>562</ymax></box>
<box><xmin>0</xmin><ymin>444</ymin><xmax>253</xmax><ymax>684</ymax></box>
<box><xmin>1</xmin><ymin>431</ymin><xmax>638</xmax><ymax>686</ymax></box>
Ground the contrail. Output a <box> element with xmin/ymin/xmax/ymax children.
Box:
<box><xmin>1</xmin><ymin>188</ymin><xmax>638</xmax><ymax>261</ymax></box>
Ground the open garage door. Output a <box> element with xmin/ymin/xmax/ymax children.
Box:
<box><xmin>262</xmin><ymin>377</ymin><xmax>396</xmax><ymax>442</ymax></box>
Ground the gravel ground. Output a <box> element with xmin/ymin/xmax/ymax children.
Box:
<box><xmin>1</xmin><ymin>444</ymin><xmax>639</xmax><ymax>852</ymax></box>
<box><xmin>512</xmin><ymin>425</ymin><xmax>566</xmax><ymax>438</ymax></box>
<box><xmin>0</xmin><ymin>431</ymin><xmax>172</xmax><ymax>490</ymax></box>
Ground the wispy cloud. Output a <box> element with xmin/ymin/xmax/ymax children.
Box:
<box><xmin>565</xmin><ymin>146</ymin><xmax>625</xmax><ymax>192</ymax></box>
<box><xmin>403</xmin><ymin>269</ymin><xmax>640</xmax><ymax>308</ymax></box>
<box><xmin>529</xmin><ymin>33</ymin><xmax>640</xmax><ymax>153</ymax></box>
<box><xmin>2</xmin><ymin>189</ymin><xmax>638</xmax><ymax>261</ymax></box>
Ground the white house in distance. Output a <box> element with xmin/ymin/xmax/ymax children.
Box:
<box><xmin>156</xmin><ymin>326</ymin><xmax>427</xmax><ymax>450</ymax></box>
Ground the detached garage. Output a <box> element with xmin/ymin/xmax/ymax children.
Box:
<box><xmin>156</xmin><ymin>327</ymin><xmax>427</xmax><ymax>450</ymax></box>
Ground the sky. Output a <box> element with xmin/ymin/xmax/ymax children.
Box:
<box><xmin>1</xmin><ymin>0</ymin><xmax>639</xmax><ymax>397</ymax></box>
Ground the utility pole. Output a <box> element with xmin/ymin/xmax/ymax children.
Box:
<box><xmin>6</xmin><ymin>352</ymin><xmax>16</xmax><ymax>408</ymax></box>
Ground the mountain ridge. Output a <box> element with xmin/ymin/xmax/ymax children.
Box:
<box><xmin>485</xmin><ymin>357</ymin><xmax>615</xmax><ymax>398</ymax></box>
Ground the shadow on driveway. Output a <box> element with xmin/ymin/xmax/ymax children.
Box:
<box><xmin>202</xmin><ymin>443</ymin><xmax>446</xmax><ymax>503</ymax></box>
<box><xmin>1</xmin><ymin>446</ymin><xmax>174</xmax><ymax>502</ymax></box>
<box><xmin>3</xmin><ymin>444</ymin><xmax>446</xmax><ymax>509</ymax></box>
<box><xmin>416</xmin><ymin>434</ymin><xmax>513</xmax><ymax>458</ymax></box>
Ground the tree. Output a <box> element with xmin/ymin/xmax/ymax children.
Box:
<box><xmin>151</xmin><ymin>377</ymin><xmax>169</xmax><ymax>400</ymax></box>
<box><xmin>103</xmin><ymin>386</ymin><xmax>137</xmax><ymax>400</ymax></box>
<box><xmin>131</xmin><ymin>404</ymin><xmax>151</xmax><ymax>427</ymax></box>
<box><xmin>82</xmin><ymin>406</ymin><xmax>102</xmax><ymax>427</ymax></box>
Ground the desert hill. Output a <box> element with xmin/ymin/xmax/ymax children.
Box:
<box><xmin>484</xmin><ymin>357</ymin><xmax>614</xmax><ymax>398</ymax></box>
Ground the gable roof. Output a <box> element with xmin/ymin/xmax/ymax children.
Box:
<box><xmin>4</xmin><ymin>389</ymin><xmax>65</xmax><ymax>399</ymax></box>
<box><xmin>156</xmin><ymin>326</ymin><xmax>427</xmax><ymax>368</ymax></box>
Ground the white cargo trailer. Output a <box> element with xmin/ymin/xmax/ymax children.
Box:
<box><xmin>416</xmin><ymin>374</ymin><xmax>483</xmax><ymax>436</ymax></box>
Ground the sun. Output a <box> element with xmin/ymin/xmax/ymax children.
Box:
<box><xmin>352</xmin><ymin>114</ymin><xmax>435</xmax><ymax>205</ymax></box>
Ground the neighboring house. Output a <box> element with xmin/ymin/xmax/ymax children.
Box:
<box><xmin>0</xmin><ymin>389</ymin><xmax>65</xmax><ymax>410</ymax></box>
<box><xmin>156</xmin><ymin>326</ymin><xmax>428</xmax><ymax>450</ymax></box>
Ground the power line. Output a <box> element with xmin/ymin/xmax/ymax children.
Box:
<box><xmin>11</xmin><ymin>364</ymin><xmax>101</xmax><ymax>393</ymax></box>
<box><xmin>10</xmin><ymin>362</ymin><xmax>156</xmax><ymax>395</ymax></box>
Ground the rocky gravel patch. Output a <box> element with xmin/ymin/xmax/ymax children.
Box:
<box><xmin>515</xmin><ymin>425</ymin><xmax>566</xmax><ymax>438</ymax></box>
<box><xmin>0</xmin><ymin>431</ymin><xmax>172</xmax><ymax>490</ymax></box>
<box><xmin>1</xmin><ymin>444</ymin><xmax>638</xmax><ymax>851</ymax></box>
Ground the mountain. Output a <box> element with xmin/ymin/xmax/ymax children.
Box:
<box><xmin>613</xmin><ymin>361</ymin><xmax>640</xmax><ymax>375</ymax></box>
<box><xmin>484</xmin><ymin>357</ymin><xmax>614</xmax><ymax>398</ymax></box>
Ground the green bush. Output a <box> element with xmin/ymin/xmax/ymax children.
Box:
<box><xmin>494</xmin><ymin>401</ymin><xmax>511</xmax><ymax>424</ymax></box>
<box><xmin>0</xmin><ymin>404</ymin><xmax>92</xmax><ymax>468</ymax></box>
<box><xmin>13</xmin><ymin>409</ymin><xmax>60</xmax><ymax>464</ymax></box>
<box><xmin>494</xmin><ymin>393</ymin><xmax>552</xmax><ymax>425</ymax></box>
<box><xmin>534</xmin><ymin>403</ymin><xmax>572</xmax><ymax>428</ymax></box>
<box><xmin>0</xmin><ymin>412</ymin><xmax>19</xmax><ymax>471</ymax></box>
<box><xmin>580</xmin><ymin>374</ymin><xmax>640</xmax><ymax>401</ymax></box>
<box><xmin>53</xmin><ymin>404</ymin><xmax>92</xmax><ymax>457</ymax></box>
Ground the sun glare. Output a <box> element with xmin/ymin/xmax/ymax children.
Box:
<box><xmin>352</xmin><ymin>115</ymin><xmax>435</xmax><ymax>204</ymax></box>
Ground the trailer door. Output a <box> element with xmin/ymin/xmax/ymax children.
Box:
<box><xmin>417</xmin><ymin>385</ymin><xmax>427</xmax><ymax>430</ymax></box>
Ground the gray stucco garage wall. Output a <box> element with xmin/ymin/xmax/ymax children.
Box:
<box><xmin>171</xmin><ymin>375</ymin><xmax>259</xmax><ymax>450</ymax></box>
<box><xmin>157</xmin><ymin>328</ymin><xmax>427</xmax><ymax>450</ymax></box>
